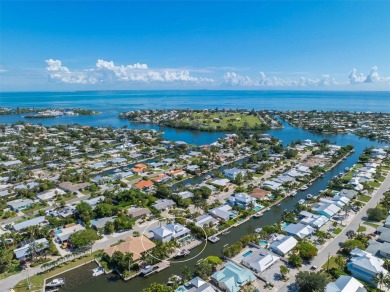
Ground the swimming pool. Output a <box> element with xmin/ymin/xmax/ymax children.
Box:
<box><xmin>281</xmin><ymin>222</ymin><xmax>291</xmax><ymax>229</ymax></box>
<box><xmin>230</xmin><ymin>212</ymin><xmax>238</xmax><ymax>217</ymax></box>
<box><xmin>253</xmin><ymin>205</ymin><xmax>263</xmax><ymax>212</ymax></box>
<box><xmin>259</xmin><ymin>240</ymin><xmax>268</xmax><ymax>246</ymax></box>
<box><xmin>242</xmin><ymin>250</ymin><xmax>253</xmax><ymax>257</ymax></box>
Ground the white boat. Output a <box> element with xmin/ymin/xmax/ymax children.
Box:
<box><xmin>46</xmin><ymin>278</ymin><xmax>65</xmax><ymax>288</ymax></box>
<box><xmin>345</xmin><ymin>167</ymin><xmax>350</xmax><ymax>171</ymax></box>
<box><xmin>253</xmin><ymin>213</ymin><xmax>263</xmax><ymax>218</ymax></box>
<box><xmin>141</xmin><ymin>265</ymin><xmax>158</xmax><ymax>275</ymax></box>
<box><xmin>167</xmin><ymin>275</ymin><xmax>182</xmax><ymax>286</ymax></box>
<box><xmin>306</xmin><ymin>194</ymin><xmax>313</xmax><ymax>199</ymax></box>
<box><xmin>255</xmin><ymin>228</ymin><xmax>263</xmax><ymax>233</ymax></box>
<box><xmin>174</xmin><ymin>249</ymin><xmax>190</xmax><ymax>258</ymax></box>
<box><xmin>300</xmin><ymin>185</ymin><xmax>308</xmax><ymax>191</ymax></box>
<box><xmin>205</xmin><ymin>175</ymin><xmax>211</xmax><ymax>180</ymax></box>
<box><xmin>290</xmin><ymin>191</ymin><xmax>297</xmax><ymax>197</ymax></box>
<box><xmin>208</xmin><ymin>236</ymin><xmax>220</xmax><ymax>243</ymax></box>
<box><xmin>265</xmin><ymin>207</ymin><xmax>271</xmax><ymax>211</ymax></box>
<box><xmin>298</xmin><ymin>199</ymin><xmax>305</xmax><ymax>205</ymax></box>
<box><xmin>92</xmin><ymin>266</ymin><xmax>104</xmax><ymax>276</ymax></box>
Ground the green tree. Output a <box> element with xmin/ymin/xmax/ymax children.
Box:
<box><xmin>295</xmin><ymin>271</ymin><xmax>329</xmax><ymax>292</ymax></box>
<box><xmin>69</xmin><ymin>229</ymin><xmax>99</xmax><ymax>249</ymax></box>
<box><xmin>104</xmin><ymin>221</ymin><xmax>115</xmax><ymax>234</ymax></box>
<box><xmin>143</xmin><ymin>282</ymin><xmax>174</xmax><ymax>292</ymax></box>
<box><xmin>75</xmin><ymin>202</ymin><xmax>94</xmax><ymax>223</ymax></box>
<box><xmin>296</xmin><ymin>242</ymin><xmax>318</xmax><ymax>260</ymax></box>
<box><xmin>342</xmin><ymin>239</ymin><xmax>365</xmax><ymax>253</ymax></box>
<box><xmin>367</xmin><ymin>207</ymin><xmax>388</xmax><ymax>222</ymax></box>
<box><xmin>289</xmin><ymin>254</ymin><xmax>303</xmax><ymax>267</ymax></box>
<box><xmin>280</xmin><ymin>265</ymin><xmax>290</xmax><ymax>280</ymax></box>
<box><xmin>371</xmin><ymin>271</ymin><xmax>390</xmax><ymax>291</ymax></box>
<box><xmin>335</xmin><ymin>255</ymin><xmax>346</xmax><ymax>269</ymax></box>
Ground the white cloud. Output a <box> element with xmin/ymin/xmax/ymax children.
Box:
<box><xmin>349</xmin><ymin>66</ymin><xmax>389</xmax><ymax>84</ymax></box>
<box><xmin>223</xmin><ymin>72</ymin><xmax>253</xmax><ymax>86</ymax></box>
<box><xmin>45</xmin><ymin>59</ymin><xmax>214</xmax><ymax>84</ymax></box>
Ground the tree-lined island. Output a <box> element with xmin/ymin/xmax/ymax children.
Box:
<box><xmin>0</xmin><ymin>108</ymin><xmax>100</xmax><ymax>118</ymax></box>
<box><xmin>119</xmin><ymin>109</ymin><xmax>282</xmax><ymax>132</ymax></box>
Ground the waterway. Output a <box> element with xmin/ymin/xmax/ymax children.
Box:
<box><xmin>53</xmin><ymin>118</ymin><xmax>388</xmax><ymax>292</ymax></box>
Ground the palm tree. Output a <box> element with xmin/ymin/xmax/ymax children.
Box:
<box><xmin>372</xmin><ymin>271</ymin><xmax>388</xmax><ymax>290</ymax></box>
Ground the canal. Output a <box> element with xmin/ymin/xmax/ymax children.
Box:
<box><xmin>54</xmin><ymin>119</ymin><xmax>388</xmax><ymax>292</ymax></box>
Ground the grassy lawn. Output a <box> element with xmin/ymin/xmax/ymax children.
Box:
<box><xmin>369</xmin><ymin>181</ymin><xmax>381</xmax><ymax>188</ymax></box>
<box><xmin>363</xmin><ymin>221</ymin><xmax>381</xmax><ymax>228</ymax></box>
<box><xmin>357</xmin><ymin>194</ymin><xmax>371</xmax><ymax>202</ymax></box>
<box><xmin>322</xmin><ymin>256</ymin><xmax>339</xmax><ymax>270</ymax></box>
<box><xmin>357</xmin><ymin>225</ymin><xmax>367</xmax><ymax>232</ymax></box>
<box><xmin>13</xmin><ymin>254</ymin><xmax>96</xmax><ymax>292</ymax></box>
<box><xmin>181</xmin><ymin>112</ymin><xmax>263</xmax><ymax>131</ymax></box>
<box><xmin>333</xmin><ymin>228</ymin><xmax>342</xmax><ymax>234</ymax></box>
<box><xmin>0</xmin><ymin>269</ymin><xmax>21</xmax><ymax>280</ymax></box>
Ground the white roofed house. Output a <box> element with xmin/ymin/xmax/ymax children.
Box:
<box><xmin>224</xmin><ymin>168</ymin><xmax>247</xmax><ymax>181</ymax></box>
<box><xmin>326</xmin><ymin>276</ymin><xmax>366</xmax><ymax>292</ymax></box>
<box><xmin>7</xmin><ymin>198</ymin><xmax>33</xmax><ymax>211</ymax></box>
<box><xmin>36</xmin><ymin>187</ymin><xmax>65</xmax><ymax>201</ymax></box>
<box><xmin>14</xmin><ymin>238</ymin><xmax>49</xmax><ymax>261</ymax></box>
<box><xmin>209</xmin><ymin>204</ymin><xmax>236</xmax><ymax>221</ymax></box>
<box><xmin>347</xmin><ymin>249</ymin><xmax>388</xmax><ymax>287</ymax></box>
<box><xmin>241</xmin><ymin>249</ymin><xmax>280</xmax><ymax>273</ymax></box>
<box><xmin>195</xmin><ymin>214</ymin><xmax>219</xmax><ymax>228</ymax></box>
<box><xmin>227</xmin><ymin>193</ymin><xmax>256</xmax><ymax>209</ymax></box>
<box><xmin>55</xmin><ymin>224</ymin><xmax>85</xmax><ymax>243</ymax></box>
<box><xmin>150</xmin><ymin>223</ymin><xmax>191</xmax><ymax>243</ymax></box>
<box><xmin>261</xmin><ymin>180</ymin><xmax>282</xmax><ymax>191</ymax></box>
<box><xmin>269</xmin><ymin>235</ymin><xmax>298</xmax><ymax>256</ymax></box>
<box><xmin>283</xmin><ymin>223</ymin><xmax>315</xmax><ymax>239</ymax></box>
<box><xmin>312</xmin><ymin>201</ymin><xmax>341</xmax><ymax>219</ymax></box>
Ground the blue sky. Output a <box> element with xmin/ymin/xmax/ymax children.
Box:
<box><xmin>0</xmin><ymin>0</ymin><xmax>389</xmax><ymax>91</ymax></box>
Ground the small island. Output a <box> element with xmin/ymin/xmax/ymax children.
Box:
<box><xmin>0</xmin><ymin>107</ymin><xmax>100</xmax><ymax>118</ymax></box>
<box><xmin>119</xmin><ymin>109</ymin><xmax>281</xmax><ymax>131</ymax></box>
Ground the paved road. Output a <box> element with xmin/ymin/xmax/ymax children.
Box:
<box><xmin>280</xmin><ymin>171</ymin><xmax>390</xmax><ymax>291</ymax></box>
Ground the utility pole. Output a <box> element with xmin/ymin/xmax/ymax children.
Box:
<box><xmin>326</xmin><ymin>252</ymin><xmax>330</xmax><ymax>273</ymax></box>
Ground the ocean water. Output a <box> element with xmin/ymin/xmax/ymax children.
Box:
<box><xmin>0</xmin><ymin>90</ymin><xmax>389</xmax><ymax>145</ymax></box>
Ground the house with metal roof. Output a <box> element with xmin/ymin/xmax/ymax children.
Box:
<box><xmin>14</xmin><ymin>238</ymin><xmax>49</xmax><ymax>260</ymax></box>
<box><xmin>7</xmin><ymin>198</ymin><xmax>33</xmax><ymax>211</ymax></box>
<box><xmin>347</xmin><ymin>249</ymin><xmax>388</xmax><ymax>287</ymax></box>
<box><xmin>150</xmin><ymin>223</ymin><xmax>190</xmax><ymax>242</ymax></box>
<box><xmin>13</xmin><ymin>216</ymin><xmax>46</xmax><ymax>231</ymax></box>
<box><xmin>366</xmin><ymin>240</ymin><xmax>390</xmax><ymax>259</ymax></box>
<box><xmin>269</xmin><ymin>235</ymin><xmax>298</xmax><ymax>256</ymax></box>
<box><xmin>211</xmin><ymin>262</ymin><xmax>256</xmax><ymax>292</ymax></box>
<box><xmin>241</xmin><ymin>249</ymin><xmax>280</xmax><ymax>273</ymax></box>
<box><xmin>152</xmin><ymin>199</ymin><xmax>175</xmax><ymax>211</ymax></box>
<box><xmin>283</xmin><ymin>223</ymin><xmax>315</xmax><ymax>239</ymax></box>
<box><xmin>325</xmin><ymin>275</ymin><xmax>366</xmax><ymax>292</ymax></box>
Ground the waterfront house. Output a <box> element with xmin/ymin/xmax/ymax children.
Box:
<box><xmin>312</xmin><ymin>201</ymin><xmax>341</xmax><ymax>218</ymax></box>
<box><xmin>227</xmin><ymin>193</ymin><xmax>256</xmax><ymax>209</ymax></box>
<box><xmin>150</xmin><ymin>223</ymin><xmax>191</xmax><ymax>242</ymax></box>
<box><xmin>325</xmin><ymin>275</ymin><xmax>366</xmax><ymax>292</ymax></box>
<box><xmin>224</xmin><ymin>168</ymin><xmax>247</xmax><ymax>181</ymax></box>
<box><xmin>298</xmin><ymin>211</ymin><xmax>329</xmax><ymax>229</ymax></box>
<box><xmin>211</xmin><ymin>262</ymin><xmax>256</xmax><ymax>292</ymax></box>
<box><xmin>347</xmin><ymin>249</ymin><xmax>388</xmax><ymax>287</ymax></box>
<box><xmin>104</xmin><ymin>236</ymin><xmax>156</xmax><ymax>261</ymax></box>
<box><xmin>283</xmin><ymin>223</ymin><xmax>315</xmax><ymax>239</ymax></box>
<box><xmin>7</xmin><ymin>198</ymin><xmax>33</xmax><ymax>211</ymax></box>
<box><xmin>377</xmin><ymin>227</ymin><xmax>390</xmax><ymax>243</ymax></box>
<box><xmin>209</xmin><ymin>205</ymin><xmax>236</xmax><ymax>221</ymax></box>
<box><xmin>14</xmin><ymin>238</ymin><xmax>49</xmax><ymax>261</ymax></box>
<box><xmin>126</xmin><ymin>206</ymin><xmax>151</xmax><ymax>218</ymax></box>
<box><xmin>55</xmin><ymin>224</ymin><xmax>85</xmax><ymax>243</ymax></box>
<box><xmin>269</xmin><ymin>235</ymin><xmax>298</xmax><ymax>256</ymax></box>
<box><xmin>13</xmin><ymin>216</ymin><xmax>47</xmax><ymax>232</ymax></box>
<box><xmin>250</xmin><ymin>188</ymin><xmax>271</xmax><ymax>200</ymax></box>
<box><xmin>241</xmin><ymin>249</ymin><xmax>280</xmax><ymax>273</ymax></box>
<box><xmin>195</xmin><ymin>214</ymin><xmax>219</xmax><ymax>228</ymax></box>
<box><xmin>176</xmin><ymin>276</ymin><xmax>216</xmax><ymax>292</ymax></box>
<box><xmin>151</xmin><ymin>173</ymin><xmax>171</xmax><ymax>183</ymax></box>
<box><xmin>152</xmin><ymin>199</ymin><xmax>175</xmax><ymax>211</ymax></box>
<box><xmin>261</xmin><ymin>180</ymin><xmax>282</xmax><ymax>191</ymax></box>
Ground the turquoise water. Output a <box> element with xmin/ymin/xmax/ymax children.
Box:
<box><xmin>259</xmin><ymin>240</ymin><xmax>268</xmax><ymax>246</ymax></box>
<box><xmin>282</xmin><ymin>222</ymin><xmax>291</xmax><ymax>229</ymax></box>
<box><xmin>242</xmin><ymin>250</ymin><xmax>253</xmax><ymax>257</ymax></box>
<box><xmin>230</xmin><ymin>212</ymin><xmax>238</xmax><ymax>217</ymax></box>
